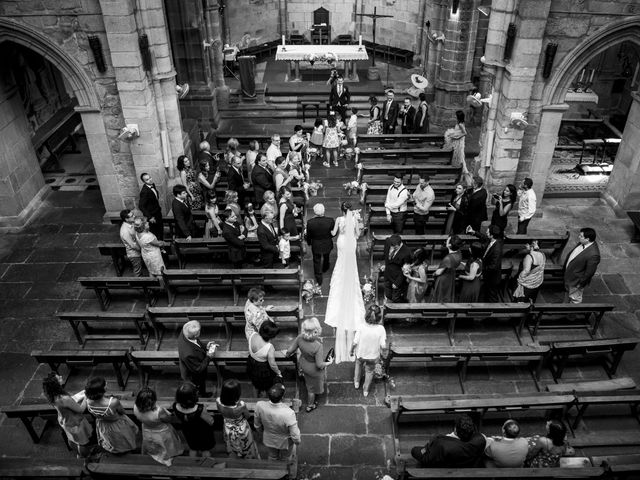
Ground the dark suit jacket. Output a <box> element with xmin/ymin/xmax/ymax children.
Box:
<box><xmin>172</xmin><ymin>198</ymin><xmax>196</xmax><ymax>238</ymax></box>
<box><xmin>257</xmin><ymin>222</ymin><xmax>279</xmax><ymax>265</ymax></box>
<box><xmin>382</xmin><ymin>100</ymin><xmax>400</xmax><ymax>127</ymax></box>
<box><xmin>178</xmin><ymin>332</ymin><xmax>210</xmax><ymax>385</ymax></box>
<box><xmin>139</xmin><ymin>184</ymin><xmax>162</xmax><ymax>221</ymax></box>
<box><xmin>415</xmin><ymin>433</ymin><xmax>486</xmax><ymax>468</ymax></box>
<box><xmin>250</xmin><ymin>164</ymin><xmax>274</xmax><ymax>202</ymax></box>
<box><xmin>475</xmin><ymin>232</ymin><xmax>504</xmax><ymax>277</ymax></box>
<box><xmin>305</xmin><ymin>216</ymin><xmax>335</xmax><ymax>255</ymax></box>
<box><xmin>467</xmin><ymin>188</ymin><xmax>488</xmax><ymax>224</ymax></box>
<box><xmin>196</xmin><ymin>150</ymin><xmax>218</xmax><ymax>172</ymax></box>
<box><xmin>563</xmin><ymin>242</ymin><xmax>601</xmax><ymax>288</ymax></box>
<box><xmin>227</xmin><ymin>166</ymin><xmax>246</xmax><ymax>195</ymax></box>
<box><xmin>222</xmin><ymin>221</ymin><xmax>246</xmax><ymax>263</ymax></box>
<box><xmin>329</xmin><ymin>85</ymin><xmax>351</xmax><ymax>108</ymax></box>
<box><xmin>399</xmin><ymin>105</ymin><xmax>416</xmax><ymax>130</ymax></box>
<box><xmin>383</xmin><ymin>241</ymin><xmax>412</xmax><ymax>286</ymax></box>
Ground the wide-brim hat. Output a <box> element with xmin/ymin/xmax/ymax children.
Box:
<box><xmin>411</xmin><ymin>74</ymin><xmax>429</xmax><ymax>90</ymax></box>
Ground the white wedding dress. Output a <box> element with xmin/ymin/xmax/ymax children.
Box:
<box><xmin>324</xmin><ymin>211</ymin><xmax>365</xmax><ymax>363</ymax></box>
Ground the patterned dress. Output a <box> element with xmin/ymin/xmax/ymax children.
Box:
<box><xmin>323</xmin><ymin>126</ymin><xmax>340</xmax><ymax>149</ymax></box>
<box><xmin>185</xmin><ymin>167</ymin><xmax>203</xmax><ymax>210</ymax></box>
<box><xmin>215</xmin><ymin>399</ymin><xmax>260</xmax><ymax>458</ymax></box>
<box><xmin>367</xmin><ymin>106</ymin><xmax>382</xmax><ymax>134</ymax></box>
<box><xmin>136</xmin><ymin>231</ymin><xmax>165</xmax><ymax>276</ymax></box>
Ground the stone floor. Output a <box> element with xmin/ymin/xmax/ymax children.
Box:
<box><xmin>1</xmin><ymin>161</ymin><xmax>640</xmax><ymax>478</ymax></box>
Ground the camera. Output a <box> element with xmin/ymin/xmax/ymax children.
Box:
<box><xmin>492</xmin><ymin>193</ymin><xmax>500</xmax><ymax>199</ymax></box>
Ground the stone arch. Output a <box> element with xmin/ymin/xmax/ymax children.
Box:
<box><xmin>0</xmin><ymin>17</ymin><xmax>100</xmax><ymax>110</ymax></box>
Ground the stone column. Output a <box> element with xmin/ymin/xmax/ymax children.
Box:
<box><xmin>100</xmin><ymin>0</ymin><xmax>170</xmax><ymax>213</ymax></box>
<box><xmin>424</xmin><ymin>0</ymin><xmax>449</xmax><ymax>101</ymax></box>
<box><xmin>0</xmin><ymin>72</ymin><xmax>48</xmax><ymax>227</ymax></box>
<box><xmin>204</xmin><ymin>0</ymin><xmax>225</xmax><ymax>90</ymax></box>
<box><xmin>432</xmin><ymin>0</ymin><xmax>480</xmax><ymax>126</ymax></box>
<box><xmin>606</xmin><ymin>92</ymin><xmax>640</xmax><ymax>210</ymax></box>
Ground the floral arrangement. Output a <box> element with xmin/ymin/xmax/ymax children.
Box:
<box><xmin>352</xmin><ymin>208</ymin><xmax>365</xmax><ymax>235</ymax></box>
<box><xmin>304</xmin><ymin>52</ymin><xmax>337</xmax><ymax>65</ymax></box>
<box><xmin>302</xmin><ymin>279</ymin><xmax>323</xmax><ymax>303</ymax></box>
<box><xmin>361</xmin><ymin>275</ymin><xmax>375</xmax><ymax>303</ymax></box>
<box><xmin>306</xmin><ymin>180</ymin><xmax>323</xmax><ymax>197</ymax></box>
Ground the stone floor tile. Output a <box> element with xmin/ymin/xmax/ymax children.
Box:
<box><xmin>298</xmin><ymin>466</ymin><xmax>354</xmax><ymax>480</ymax></box>
<box><xmin>23</xmin><ymin>281</ymin><xmax>84</xmax><ymax>300</ymax></box>
<box><xmin>27</xmin><ymin>248</ymin><xmax>80</xmax><ymax>264</ymax></box>
<box><xmin>602</xmin><ymin>274</ymin><xmax>631</xmax><ymax>295</ymax></box>
<box><xmin>366</xmin><ymin>406</ymin><xmax>394</xmax><ymax>435</ymax></box>
<box><xmin>1</xmin><ymin>263</ymin><xmax>66</xmax><ymax>282</ymax></box>
<box><xmin>0</xmin><ymin>299</ymin><xmax>64</xmax><ymax>319</ymax></box>
<box><xmin>33</xmin><ymin>233</ymin><xmax>80</xmax><ymax>249</ymax></box>
<box><xmin>329</xmin><ymin>435</ymin><xmax>386</xmax><ymax>466</ymax></box>
<box><xmin>298</xmin><ymin>434</ymin><xmax>330</xmax><ymax>465</ymax></box>
<box><xmin>0</xmin><ymin>249</ymin><xmax>32</xmax><ymax>263</ymax></box>
<box><xmin>298</xmin><ymin>405</ymin><xmax>366</xmax><ymax>434</ymax></box>
<box><xmin>56</xmin><ymin>262</ymin><xmax>116</xmax><ymax>282</ymax></box>
<box><xmin>354</xmin><ymin>465</ymin><xmax>396</xmax><ymax>480</ymax></box>
<box><xmin>0</xmin><ymin>282</ymin><xmax>32</xmax><ymax>300</ymax></box>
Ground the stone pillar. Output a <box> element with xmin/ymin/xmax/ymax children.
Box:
<box><xmin>606</xmin><ymin>92</ymin><xmax>640</xmax><ymax>210</ymax></box>
<box><xmin>432</xmin><ymin>0</ymin><xmax>480</xmax><ymax>126</ymax></box>
<box><xmin>204</xmin><ymin>0</ymin><xmax>225</xmax><ymax>90</ymax></box>
<box><xmin>0</xmin><ymin>72</ymin><xmax>47</xmax><ymax>227</ymax></box>
<box><xmin>424</xmin><ymin>0</ymin><xmax>451</xmax><ymax>101</ymax></box>
<box><xmin>100</xmin><ymin>0</ymin><xmax>170</xmax><ymax>213</ymax></box>
<box><xmin>529</xmin><ymin>104</ymin><xmax>569</xmax><ymax>203</ymax></box>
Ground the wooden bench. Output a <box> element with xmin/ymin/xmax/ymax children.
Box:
<box><xmin>300</xmin><ymin>100</ymin><xmax>321</xmax><ymax>122</ymax></box>
<box><xmin>387</xmin><ymin>344</ymin><xmax>549</xmax><ymax>389</ymax></box>
<box><xmin>173</xmin><ymin>238</ymin><xmax>304</xmax><ymax>269</ymax></box>
<box><xmin>98</xmin><ymin>243</ymin><xmax>174</xmax><ymax>276</ymax></box>
<box><xmin>548</xmin><ymin>338</ymin><xmax>640</xmax><ymax>379</ymax></box>
<box><xmin>32</xmin><ymin>106</ymin><xmax>82</xmax><ymax>166</ymax></box>
<box><xmin>128</xmin><ymin>349</ymin><xmax>299</xmax><ymax>394</ymax></box>
<box><xmin>364</xmin><ymin>184</ymin><xmax>456</xmax><ymax>210</ymax></box>
<box><xmin>358</xmin><ymin>147</ymin><xmax>459</xmax><ymax>165</ymax></box>
<box><xmin>546</xmin><ymin>377</ymin><xmax>637</xmax><ymax>393</ymax></box>
<box><xmin>572</xmin><ymin>390</ymin><xmax>640</xmax><ymax>429</ymax></box>
<box><xmin>404</xmin><ymin>466</ymin><xmax>605</xmax><ymax>479</ymax></box>
<box><xmin>382</xmin><ymin>303</ymin><xmax>530</xmax><ymax>345</ymax></box>
<box><xmin>526</xmin><ymin>303</ymin><xmax>615</xmax><ymax>339</ymax></box>
<box><xmin>146</xmin><ymin>305</ymin><xmax>302</xmax><ymax>349</ymax></box>
<box><xmin>359</xmin><ymin>164</ymin><xmax>460</xmax><ymax>184</ymax></box>
<box><xmin>57</xmin><ymin>311</ymin><xmax>150</xmax><ymax>347</ymax></box>
<box><xmin>367</xmin><ymin>205</ymin><xmax>451</xmax><ymax>235</ymax></box>
<box><xmin>78</xmin><ymin>276</ymin><xmax>161</xmax><ymax>310</ymax></box>
<box><xmin>161</xmin><ymin>268</ymin><xmax>303</xmax><ymax>306</ymax></box>
<box><xmin>503</xmin><ymin>232</ymin><xmax>570</xmax><ymax>264</ymax></box>
<box><xmin>0</xmin><ymin>457</ymin><xmax>85</xmax><ymax>479</ymax></box>
<box><xmin>31</xmin><ymin>349</ymin><xmax>131</xmax><ymax>390</ymax></box>
<box><xmin>627</xmin><ymin>211</ymin><xmax>640</xmax><ymax>243</ymax></box>
<box><xmin>358</xmin><ymin>133</ymin><xmax>444</xmax><ymax>148</ymax></box>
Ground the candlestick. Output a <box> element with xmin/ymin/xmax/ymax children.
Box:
<box><xmin>282</xmin><ymin>35</ymin><xmax>285</xmax><ymax>46</ymax></box>
<box><xmin>359</xmin><ymin>35</ymin><xmax>362</xmax><ymax>46</ymax></box>
<box><xmin>579</xmin><ymin>69</ymin><xmax>585</xmax><ymax>82</ymax></box>
<box><xmin>588</xmin><ymin>69</ymin><xmax>595</xmax><ymax>83</ymax></box>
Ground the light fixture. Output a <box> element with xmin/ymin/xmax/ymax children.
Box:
<box><xmin>452</xmin><ymin>0</ymin><xmax>460</xmax><ymax>14</ymax></box>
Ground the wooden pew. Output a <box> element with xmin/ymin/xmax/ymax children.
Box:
<box><xmin>78</xmin><ymin>276</ymin><xmax>161</xmax><ymax>310</ymax></box>
<box><xmin>358</xmin><ymin>147</ymin><xmax>457</xmax><ymax>165</ymax></box>
<box><xmin>363</xmin><ymin>183</ymin><xmax>456</xmax><ymax>209</ymax></box>
<box><xmin>0</xmin><ymin>457</ymin><xmax>85</xmax><ymax>479</ymax></box>
<box><xmin>128</xmin><ymin>349</ymin><xmax>299</xmax><ymax>394</ymax></box>
<box><xmin>502</xmin><ymin>232</ymin><xmax>570</xmax><ymax>264</ymax></box>
<box><xmin>31</xmin><ymin>349</ymin><xmax>131</xmax><ymax>390</ymax></box>
<box><xmin>571</xmin><ymin>390</ymin><xmax>640</xmax><ymax>429</ymax></box>
<box><xmin>382</xmin><ymin>303</ymin><xmax>530</xmax><ymax>345</ymax></box>
<box><xmin>161</xmin><ymin>268</ymin><xmax>303</xmax><ymax>306</ymax></box>
<box><xmin>526</xmin><ymin>303</ymin><xmax>615</xmax><ymax>339</ymax></box>
<box><xmin>98</xmin><ymin>243</ymin><xmax>174</xmax><ymax>277</ymax></box>
<box><xmin>627</xmin><ymin>211</ymin><xmax>640</xmax><ymax>243</ymax></box>
<box><xmin>173</xmin><ymin>237</ymin><xmax>304</xmax><ymax>269</ymax></box>
<box><xmin>389</xmin><ymin>393</ymin><xmax>574</xmax><ymax>430</ymax></box>
<box><xmin>368</xmin><ymin>206</ymin><xmax>450</xmax><ymax>235</ymax></box>
<box><xmin>88</xmin><ymin>462</ymin><xmax>288</xmax><ymax>479</ymax></box>
<box><xmin>57</xmin><ymin>311</ymin><xmax>150</xmax><ymax>347</ymax></box>
<box><xmin>358</xmin><ymin>133</ymin><xmax>444</xmax><ymax>148</ymax></box>
<box><xmin>359</xmin><ymin>164</ymin><xmax>460</xmax><ymax>184</ymax></box>
<box><xmin>404</xmin><ymin>466</ymin><xmax>605</xmax><ymax>479</ymax></box>
<box><xmin>548</xmin><ymin>338</ymin><xmax>640</xmax><ymax>379</ymax></box>
<box><xmin>546</xmin><ymin>377</ymin><xmax>637</xmax><ymax>394</ymax></box>
<box><xmin>387</xmin><ymin>344</ymin><xmax>549</xmax><ymax>388</ymax></box>
<box><xmin>146</xmin><ymin>305</ymin><xmax>302</xmax><ymax>349</ymax></box>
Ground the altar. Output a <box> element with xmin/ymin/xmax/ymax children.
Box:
<box><xmin>275</xmin><ymin>44</ymin><xmax>369</xmax><ymax>82</ymax></box>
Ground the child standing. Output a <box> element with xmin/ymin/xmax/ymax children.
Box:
<box><xmin>278</xmin><ymin>228</ymin><xmax>292</xmax><ymax>267</ymax></box>
<box><xmin>347</xmin><ymin>107</ymin><xmax>359</xmax><ymax>147</ymax></box>
<box><xmin>216</xmin><ymin>378</ymin><xmax>260</xmax><ymax>458</ymax></box>
<box><xmin>350</xmin><ymin>304</ymin><xmax>388</xmax><ymax>397</ymax></box>
<box><xmin>172</xmin><ymin>382</ymin><xmax>215</xmax><ymax>457</ymax></box>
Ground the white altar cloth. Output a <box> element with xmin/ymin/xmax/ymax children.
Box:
<box><xmin>275</xmin><ymin>45</ymin><xmax>369</xmax><ymax>62</ymax></box>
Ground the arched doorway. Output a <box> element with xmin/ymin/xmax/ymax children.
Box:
<box><xmin>0</xmin><ymin>18</ymin><xmax>124</xmax><ymax>226</ymax></box>
<box><xmin>532</xmin><ymin>18</ymin><xmax>640</xmax><ymax>207</ymax></box>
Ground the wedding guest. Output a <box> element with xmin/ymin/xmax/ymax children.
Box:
<box><xmin>119</xmin><ymin>209</ymin><xmax>143</xmax><ymax>277</ymax></box>
<box><xmin>412</xmin><ymin>174</ymin><xmax>435</xmax><ymax>235</ymax></box>
<box><xmin>469</xmin><ymin>224</ymin><xmax>504</xmax><ymax>303</ymax></box>
<box><xmin>404</xmin><ymin>248</ymin><xmax>429</xmax><ymax>303</ymax></box>
<box><xmin>139</xmin><ymin>172</ymin><xmax>164</xmax><ymax>240</ymax></box>
<box><xmin>322</xmin><ymin>115</ymin><xmax>341</xmax><ymax>167</ymax></box>
<box><xmin>367</xmin><ymin>96</ymin><xmax>382</xmax><ymax>134</ymax></box>
<box><xmin>524</xmin><ymin>419</ymin><xmax>575</xmax><ymax>468</ymax></box>
<box><xmin>244</xmin><ymin>203</ymin><xmax>259</xmax><ymax>240</ymax></box>
<box><xmin>245</xmin><ymin>140</ymin><xmax>260</xmax><ymax>181</ymax></box>
<box><xmin>251</xmin><ymin>154</ymin><xmax>275</xmax><ymax>206</ymax></box>
<box><xmin>85</xmin><ymin>376</ymin><xmax>139</xmax><ymax>454</ymax></box>
<box><xmin>484</xmin><ymin>419</ymin><xmax>529</xmax><ymax>468</ymax></box>
<box><xmin>222</xmin><ymin>138</ymin><xmax>240</xmax><ymax>174</ymax></box>
<box><xmin>177</xmin><ymin>155</ymin><xmax>203</xmax><ymax>209</ymax></box>
<box><xmin>172</xmin><ymin>382</ymin><xmax>215</xmax><ymax>458</ymax></box>
<box><xmin>254</xmin><ymin>383</ymin><xmax>300</xmax><ymax>478</ymax></box>
<box><xmin>204</xmin><ymin>192</ymin><xmax>222</xmax><ymax>239</ymax></box>
<box><xmin>285</xmin><ymin>317</ymin><xmax>333</xmax><ymax>412</ymax></box>
<box><xmin>413</xmin><ymin>92</ymin><xmax>429</xmax><ymax>133</ymax></box>
<box><xmin>517</xmin><ymin>177</ymin><xmax>536</xmax><ymax>234</ymax></box>
<box><xmin>430</xmin><ymin>235</ymin><xmax>463</xmax><ymax>303</ymax></box>
<box><xmin>172</xmin><ymin>184</ymin><xmax>198</xmax><ymax>240</ymax></box>
<box><xmin>563</xmin><ymin>227</ymin><xmax>601</xmax><ymax>304</ymax></box>
<box><xmin>134</xmin><ymin>387</ymin><xmax>184</xmax><ymax>466</ymax></box>
<box><xmin>134</xmin><ymin>217</ymin><xmax>165</xmax><ymax>278</ymax></box>
<box><xmin>244</xmin><ymin>287</ymin><xmax>273</xmax><ymax>339</ymax></box>
<box><xmin>260</xmin><ymin>190</ymin><xmax>278</xmax><ymax>218</ymax></box>
<box><xmin>42</xmin><ymin>372</ymin><xmax>92</xmax><ymax>458</ymax></box>
<box><xmin>224</xmin><ymin>190</ymin><xmax>242</xmax><ymax>219</ymax></box>
<box><xmin>445</xmin><ymin>184</ymin><xmax>469</xmax><ymax>235</ymax></box>
<box><xmin>257</xmin><ymin>210</ymin><xmax>280</xmax><ymax>268</ymax></box>
<box><xmin>274</xmin><ymin>156</ymin><xmax>292</xmax><ymax>192</ymax></box>
<box><xmin>228</xmin><ymin>155</ymin><xmax>249</xmax><ymax>206</ymax></box>
<box><xmin>513</xmin><ymin>240</ymin><xmax>546</xmax><ymax>303</ymax></box>
<box><xmin>384</xmin><ymin>174</ymin><xmax>410</xmax><ymax>234</ymax></box>
<box><xmin>288</xmin><ymin>125</ymin><xmax>308</xmax><ymax>163</ymax></box>
<box><xmin>329</xmin><ymin>75</ymin><xmax>350</xmax><ymax>120</ymax></box>
<box><xmin>346</xmin><ymin>107</ymin><xmax>359</xmax><ymax>147</ymax></box>
<box><xmin>247</xmin><ymin>320</ymin><xmax>282</xmax><ymax>396</ymax></box>
<box><xmin>197</xmin><ymin>160</ymin><xmax>216</xmax><ymax>198</ymax></box>
<box><xmin>216</xmin><ymin>379</ymin><xmax>260</xmax><ymax>458</ymax></box>
<box><xmin>458</xmin><ymin>242</ymin><xmax>483</xmax><ymax>302</ymax></box>
<box><xmin>443</xmin><ymin>110</ymin><xmax>467</xmax><ymax>171</ymax></box>
<box><xmin>278</xmin><ymin>186</ymin><xmax>299</xmax><ymax>236</ymax></box>
<box><xmin>305</xmin><ymin>203</ymin><xmax>335</xmax><ymax>286</ymax></box>
<box><xmin>350</xmin><ymin>305</ymin><xmax>387</xmax><ymax>397</ymax></box>
<box><xmin>178</xmin><ymin>320</ymin><xmax>218</xmax><ymax>398</ymax></box>
<box><xmin>382</xmin><ymin>89</ymin><xmax>399</xmax><ymax>134</ymax></box>
<box><xmin>309</xmin><ymin>118</ymin><xmax>325</xmax><ymax>160</ymax></box>
<box><xmin>278</xmin><ymin>228</ymin><xmax>292</xmax><ymax>267</ymax></box>
<box><xmin>382</xmin><ymin>234</ymin><xmax>412</xmax><ymax>303</ymax></box>
<box><xmin>221</xmin><ymin>208</ymin><xmax>246</xmax><ymax>269</ymax></box>
<box><xmin>466</xmin><ymin>176</ymin><xmax>488</xmax><ymax>233</ymax></box>
<box><xmin>266</xmin><ymin>134</ymin><xmax>282</xmax><ymax>169</ymax></box>
<box><xmin>399</xmin><ymin>97</ymin><xmax>416</xmax><ymax>134</ymax></box>
<box><xmin>196</xmin><ymin>140</ymin><xmax>217</xmax><ymax>172</ymax></box>
<box><xmin>490</xmin><ymin>184</ymin><xmax>517</xmax><ymax>234</ymax></box>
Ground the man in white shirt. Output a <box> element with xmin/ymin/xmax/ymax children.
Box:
<box><xmin>266</xmin><ymin>134</ymin><xmax>282</xmax><ymax>170</ymax></box>
<box><xmin>255</xmin><ymin>383</ymin><xmax>301</xmax><ymax>478</ymax></box>
<box><xmin>119</xmin><ymin>209</ymin><xmax>143</xmax><ymax>276</ymax></box>
<box><xmin>385</xmin><ymin>174</ymin><xmax>410</xmax><ymax>234</ymax></box>
<box><xmin>412</xmin><ymin>174</ymin><xmax>435</xmax><ymax>235</ymax></box>
<box><xmin>484</xmin><ymin>419</ymin><xmax>529</xmax><ymax>468</ymax></box>
<box><xmin>517</xmin><ymin>177</ymin><xmax>536</xmax><ymax>234</ymax></box>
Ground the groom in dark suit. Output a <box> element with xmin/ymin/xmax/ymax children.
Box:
<box><xmin>382</xmin><ymin>234</ymin><xmax>412</xmax><ymax>303</ymax></box>
<box><xmin>382</xmin><ymin>89</ymin><xmax>400</xmax><ymax>134</ymax></box>
<box><xmin>329</xmin><ymin>75</ymin><xmax>350</xmax><ymax>120</ymax></box>
<box><xmin>139</xmin><ymin>172</ymin><xmax>164</xmax><ymax>240</ymax></box>
<box><xmin>563</xmin><ymin>227</ymin><xmax>601</xmax><ymax>304</ymax></box>
<box><xmin>305</xmin><ymin>203</ymin><xmax>335</xmax><ymax>285</ymax></box>
<box><xmin>172</xmin><ymin>184</ymin><xmax>198</xmax><ymax>239</ymax></box>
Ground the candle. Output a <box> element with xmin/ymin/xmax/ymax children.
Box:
<box><xmin>579</xmin><ymin>69</ymin><xmax>585</xmax><ymax>82</ymax></box>
<box><xmin>282</xmin><ymin>35</ymin><xmax>285</xmax><ymax>46</ymax></box>
<box><xmin>588</xmin><ymin>69</ymin><xmax>595</xmax><ymax>83</ymax></box>
<box><xmin>359</xmin><ymin>35</ymin><xmax>362</xmax><ymax>46</ymax></box>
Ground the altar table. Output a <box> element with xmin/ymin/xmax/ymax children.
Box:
<box><xmin>275</xmin><ymin>45</ymin><xmax>369</xmax><ymax>82</ymax></box>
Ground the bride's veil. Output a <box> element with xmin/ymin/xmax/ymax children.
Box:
<box><xmin>344</xmin><ymin>209</ymin><xmax>357</xmax><ymax>239</ymax></box>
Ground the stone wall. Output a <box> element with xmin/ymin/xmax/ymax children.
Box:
<box><xmin>226</xmin><ymin>0</ymin><xmax>280</xmax><ymax>47</ymax></box>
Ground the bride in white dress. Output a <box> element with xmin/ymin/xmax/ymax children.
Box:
<box><xmin>324</xmin><ymin>202</ymin><xmax>365</xmax><ymax>364</ymax></box>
